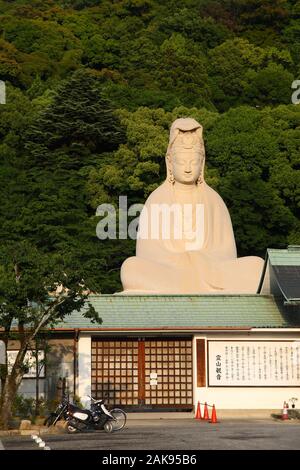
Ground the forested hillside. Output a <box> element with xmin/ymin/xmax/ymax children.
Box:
<box><xmin>0</xmin><ymin>0</ymin><xmax>299</xmax><ymax>292</ymax></box>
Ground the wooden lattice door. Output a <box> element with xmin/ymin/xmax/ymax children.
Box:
<box><xmin>91</xmin><ymin>338</ymin><xmax>193</xmax><ymax>409</ymax></box>
<box><xmin>91</xmin><ymin>339</ymin><xmax>140</xmax><ymax>406</ymax></box>
<box><xmin>144</xmin><ymin>339</ymin><xmax>193</xmax><ymax>407</ymax></box>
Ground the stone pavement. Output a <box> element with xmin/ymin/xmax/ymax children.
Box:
<box><xmin>1</xmin><ymin>419</ymin><xmax>300</xmax><ymax>450</ymax></box>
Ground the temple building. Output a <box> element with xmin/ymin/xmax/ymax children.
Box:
<box><xmin>6</xmin><ymin>245</ymin><xmax>300</xmax><ymax>415</ymax></box>
<box><xmin>2</xmin><ymin>119</ymin><xmax>300</xmax><ymax>416</ymax></box>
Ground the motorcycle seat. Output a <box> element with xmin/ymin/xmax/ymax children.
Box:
<box><xmin>69</xmin><ymin>403</ymin><xmax>87</xmax><ymax>413</ymax></box>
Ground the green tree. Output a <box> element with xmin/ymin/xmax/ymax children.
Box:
<box><xmin>159</xmin><ymin>7</ymin><xmax>232</xmax><ymax>49</ymax></box>
<box><xmin>205</xmin><ymin>105</ymin><xmax>300</xmax><ymax>254</ymax></box>
<box><xmin>21</xmin><ymin>69</ymin><xmax>127</xmax><ymax>293</ymax></box>
<box><xmin>26</xmin><ymin>69</ymin><xmax>125</xmax><ymax>158</ymax></box>
<box><xmin>156</xmin><ymin>33</ymin><xmax>213</xmax><ymax>109</ymax></box>
<box><xmin>0</xmin><ymin>241</ymin><xmax>100</xmax><ymax>429</ymax></box>
<box><xmin>244</xmin><ymin>62</ymin><xmax>294</xmax><ymax>105</ymax></box>
<box><xmin>209</xmin><ymin>38</ymin><xmax>293</xmax><ymax>110</ymax></box>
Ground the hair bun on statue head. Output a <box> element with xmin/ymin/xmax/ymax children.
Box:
<box><xmin>165</xmin><ymin>117</ymin><xmax>205</xmax><ymax>186</ymax></box>
<box><xmin>167</xmin><ymin>118</ymin><xmax>203</xmax><ymax>154</ymax></box>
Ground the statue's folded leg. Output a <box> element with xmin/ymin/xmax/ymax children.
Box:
<box><xmin>216</xmin><ymin>256</ymin><xmax>264</xmax><ymax>293</ymax></box>
<box><xmin>121</xmin><ymin>256</ymin><xmax>200</xmax><ymax>294</ymax></box>
<box><xmin>121</xmin><ymin>254</ymin><xmax>264</xmax><ymax>295</ymax></box>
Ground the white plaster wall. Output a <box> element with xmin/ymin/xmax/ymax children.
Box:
<box><xmin>76</xmin><ymin>330</ymin><xmax>300</xmax><ymax>411</ymax></box>
<box><xmin>193</xmin><ymin>332</ymin><xmax>300</xmax><ymax>410</ymax></box>
<box><xmin>77</xmin><ymin>334</ymin><xmax>91</xmax><ymax>408</ymax></box>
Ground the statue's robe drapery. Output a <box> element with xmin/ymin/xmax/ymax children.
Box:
<box><xmin>127</xmin><ymin>181</ymin><xmax>262</xmax><ymax>294</ymax></box>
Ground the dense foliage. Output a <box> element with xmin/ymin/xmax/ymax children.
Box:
<box><xmin>0</xmin><ymin>0</ymin><xmax>300</xmax><ymax>293</ymax></box>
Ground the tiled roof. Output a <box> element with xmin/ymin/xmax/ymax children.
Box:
<box><xmin>267</xmin><ymin>246</ymin><xmax>300</xmax><ymax>266</ymax></box>
<box><xmin>267</xmin><ymin>246</ymin><xmax>300</xmax><ymax>302</ymax></box>
<box><xmin>53</xmin><ymin>294</ymin><xmax>299</xmax><ymax>330</ymax></box>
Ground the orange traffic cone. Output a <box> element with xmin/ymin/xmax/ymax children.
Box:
<box><xmin>282</xmin><ymin>401</ymin><xmax>289</xmax><ymax>420</ymax></box>
<box><xmin>203</xmin><ymin>402</ymin><xmax>209</xmax><ymax>421</ymax></box>
<box><xmin>209</xmin><ymin>404</ymin><xmax>219</xmax><ymax>424</ymax></box>
<box><xmin>195</xmin><ymin>401</ymin><xmax>202</xmax><ymax>420</ymax></box>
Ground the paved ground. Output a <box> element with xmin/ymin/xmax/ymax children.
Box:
<box><xmin>1</xmin><ymin>419</ymin><xmax>300</xmax><ymax>450</ymax></box>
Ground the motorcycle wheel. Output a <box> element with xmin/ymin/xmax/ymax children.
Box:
<box><xmin>44</xmin><ymin>413</ymin><xmax>57</xmax><ymax>427</ymax></box>
<box><xmin>110</xmin><ymin>409</ymin><xmax>127</xmax><ymax>431</ymax></box>
<box><xmin>67</xmin><ymin>424</ymin><xmax>78</xmax><ymax>434</ymax></box>
<box><xmin>104</xmin><ymin>421</ymin><xmax>113</xmax><ymax>433</ymax></box>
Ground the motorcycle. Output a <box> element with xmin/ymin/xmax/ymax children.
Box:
<box><xmin>43</xmin><ymin>393</ymin><xmax>69</xmax><ymax>427</ymax></box>
<box><xmin>44</xmin><ymin>394</ymin><xmax>127</xmax><ymax>434</ymax></box>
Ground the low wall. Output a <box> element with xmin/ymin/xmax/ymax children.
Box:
<box><xmin>193</xmin><ymin>332</ymin><xmax>300</xmax><ymax>410</ymax></box>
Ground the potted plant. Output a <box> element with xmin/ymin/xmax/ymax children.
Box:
<box><xmin>289</xmin><ymin>397</ymin><xmax>298</xmax><ymax>409</ymax></box>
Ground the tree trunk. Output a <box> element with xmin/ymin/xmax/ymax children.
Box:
<box><xmin>0</xmin><ymin>346</ymin><xmax>27</xmax><ymax>429</ymax></box>
<box><xmin>35</xmin><ymin>341</ymin><xmax>39</xmax><ymax>417</ymax></box>
<box><xmin>0</xmin><ymin>329</ymin><xmax>11</xmax><ymax>394</ymax></box>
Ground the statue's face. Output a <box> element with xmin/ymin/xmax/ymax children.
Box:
<box><xmin>171</xmin><ymin>147</ymin><xmax>203</xmax><ymax>185</ymax></box>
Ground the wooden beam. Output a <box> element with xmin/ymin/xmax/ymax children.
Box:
<box><xmin>196</xmin><ymin>339</ymin><xmax>206</xmax><ymax>387</ymax></box>
<box><xmin>138</xmin><ymin>340</ymin><xmax>145</xmax><ymax>404</ymax></box>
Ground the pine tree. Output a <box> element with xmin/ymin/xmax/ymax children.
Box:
<box><xmin>3</xmin><ymin>69</ymin><xmax>127</xmax><ymax>291</ymax></box>
<box><xmin>26</xmin><ymin>68</ymin><xmax>125</xmax><ymax>168</ymax></box>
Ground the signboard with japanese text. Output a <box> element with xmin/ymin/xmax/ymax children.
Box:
<box><xmin>208</xmin><ymin>341</ymin><xmax>300</xmax><ymax>387</ymax></box>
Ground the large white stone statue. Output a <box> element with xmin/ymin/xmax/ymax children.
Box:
<box><xmin>121</xmin><ymin>118</ymin><xmax>263</xmax><ymax>294</ymax></box>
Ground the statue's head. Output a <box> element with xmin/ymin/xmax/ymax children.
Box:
<box><xmin>166</xmin><ymin>118</ymin><xmax>205</xmax><ymax>186</ymax></box>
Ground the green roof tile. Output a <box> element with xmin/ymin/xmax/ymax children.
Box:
<box><xmin>268</xmin><ymin>247</ymin><xmax>300</xmax><ymax>266</ymax></box>
<box><xmin>54</xmin><ymin>294</ymin><xmax>299</xmax><ymax>330</ymax></box>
